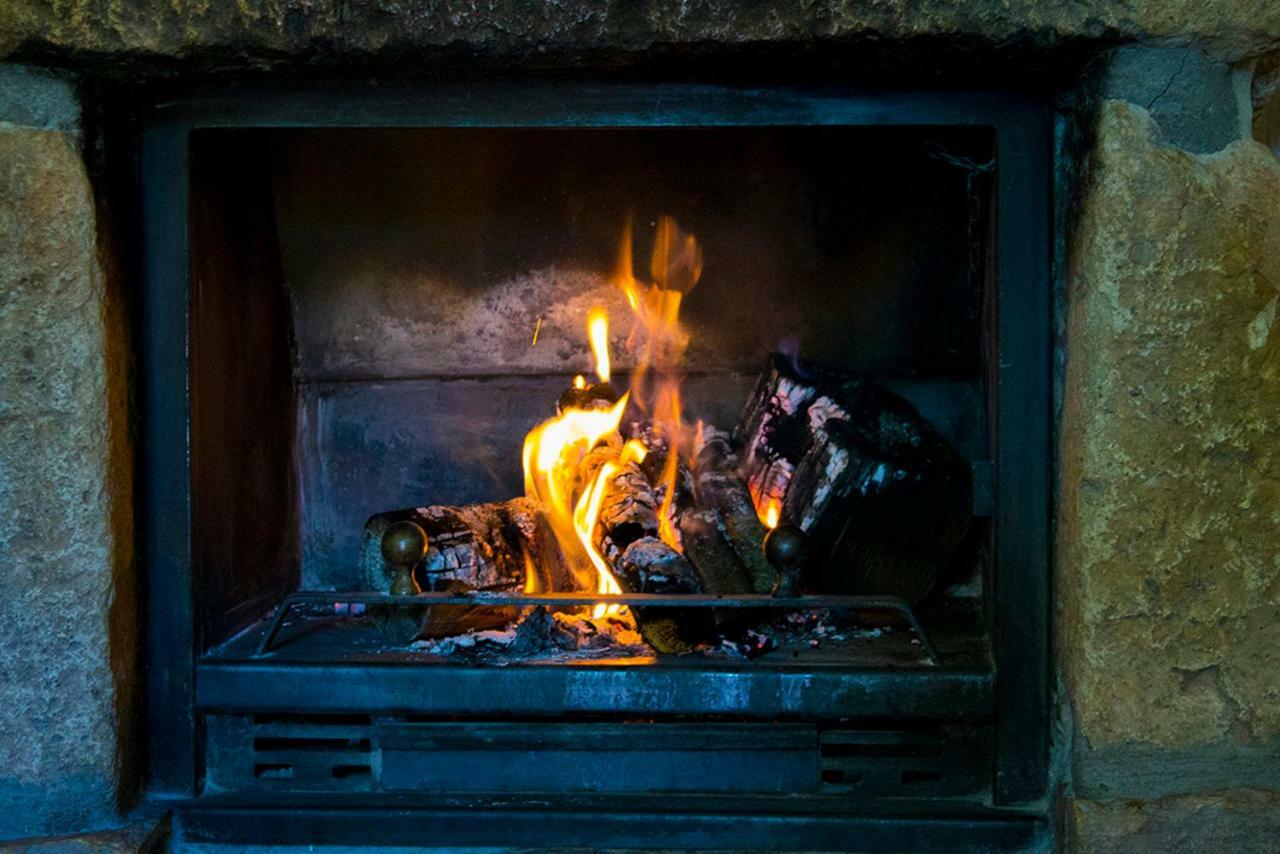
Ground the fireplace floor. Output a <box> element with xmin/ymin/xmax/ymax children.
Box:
<box><xmin>197</xmin><ymin>603</ymin><xmax>992</xmax><ymax>720</ymax></box>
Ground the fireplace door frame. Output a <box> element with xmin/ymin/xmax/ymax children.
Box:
<box><xmin>140</xmin><ymin>79</ymin><xmax>1051</xmax><ymax>805</ymax></box>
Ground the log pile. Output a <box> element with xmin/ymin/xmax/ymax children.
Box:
<box><xmin>358</xmin><ymin>353</ymin><xmax>972</xmax><ymax>651</ymax></box>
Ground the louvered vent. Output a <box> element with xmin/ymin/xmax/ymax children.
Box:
<box><xmin>819</xmin><ymin>727</ymin><xmax>986</xmax><ymax>798</ymax></box>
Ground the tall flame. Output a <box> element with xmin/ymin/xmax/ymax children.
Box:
<box><xmin>613</xmin><ymin>217</ymin><xmax>702</xmax><ymax>550</ymax></box>
<box><xmin>522</xmin><ymin>395</ymin><xmax>629</xmax><ymax>595</ymax></box>
<box><xmin>521</xmin><ymin>217</ymin><xmax>702</xmax><ymax>616</ymax></box>
<box><xmin>588</xmin><ymin>308</ymin><xmax>611</xmax><ymax>383</ymax></box>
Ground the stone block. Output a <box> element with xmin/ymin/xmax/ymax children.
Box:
<box><xmin>1059</xmin><ymin>100</ymin><xmax>1280</xmax><ymax>756</ymax></box>
<box><xmin>1094</xmin><ymin>45</ymin><xmax>1242</xmax><ymax>153</ymax></box>
<box><xmin>1068</xmin><ymin>789</ymin><xmax>1280</xmax><ymax>853</ymax></box>
<box><xmin>0</xmin><ymin>78</ymin><xmax>134</xmax><ymax>838</ymax></box>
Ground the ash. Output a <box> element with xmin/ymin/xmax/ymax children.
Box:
<box><xmin>408</xmin><ymin>606</ymin><xmax>652</xmax><ymax>663</ymax></box>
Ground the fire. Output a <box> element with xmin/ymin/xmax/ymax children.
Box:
<box><xmin>588</xmin><ymin>308</ymin><xmax>610</xmax><ymax>383</ymax></box>
<box><xmin>521</xmin><ymin>216</ymin><xmax>702</xmax><ymax>617</ymax></box>
<box><xmin>763</xmin><ymin>498</ymin><xmax>781</xmax><ymax>530</ymax></box>
<box><xmin>522</xmin><ymin>395</ymin><xmax>629</xmax><ymax>596</ymax></box>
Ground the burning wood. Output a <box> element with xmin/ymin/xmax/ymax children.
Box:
<box><xmin>357</xmin><ymin>217</ymin><xmax>972</xmax><ymax>657</ymax></box>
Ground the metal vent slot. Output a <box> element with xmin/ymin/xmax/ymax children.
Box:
<box><xmin>207</xmin><ymin>714</ymin><xmax>378</xmax><ymax>792</ymax></box>
<box><xmin>819</xmin><ymin>727</ymin><xmax>985</xmax><ymax>798</ymax></box>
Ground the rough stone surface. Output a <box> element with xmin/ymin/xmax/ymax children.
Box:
<box><xmin>1094</xmin><ymin>45</ymin><xmax>1242</xmax><ymax>153</ymax></box>
<box><xmin>1059</xmin><ymin>100</ymin><xmax>1280</xmax><ymax>754</ymax></box>
<box><xmin>1253</xmin><ymin>50</ymin><xmax>1280</xmax><ymax>154</ymax></box>
<box><xmin>1069</xmin><ymin>789</ymin><xmax>1280</xmax><ymax>853</ymax></box>
<box><xmin>0</xmin><ymin>0</ymin><xmax>1277</xmax><ymax>65</ymax></box>
<box><xmin>0</xmin><ymin>88</ymin><xmax>135</xmax><ymax>837</ymax></box>
<box><xmin>0</xmin><ymin>818</ymin><xmax>162</xmax><ymax>853</ymax></box>
<box><xmin>0</xmin><ymin>66</ymin><xmax>78</xmax><ymax>132</ymax></box>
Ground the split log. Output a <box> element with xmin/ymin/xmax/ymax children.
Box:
<box><xmin>594</xmin><ymin>461</ymin><xmax>660</xmax><ymax>564</ymax></box>
<box><xmin>690</xmin><ymin>426</ymin><xmax>776</xmax><ymax>594</ymax></box>
<box><xmin>360</xmin><ymin>497</ymin><xmax>571</xmax><ymax>595</ymax></box>
<box><xmin>783</xmin><ymin>383</ymin><xmax>972</xmax><ymax>605</ymax></box>
<box><xmin>614</xmin><ymin>536</ymin><xmax>707</xmax><ymax>653</ymax></box>
<box><xmin>417</xmin><ymin>579</ymin><xmax>519</xmax><ymax>639</ymax></box>
<box><xmin>734</xmin><ymin>354</ymin><xmax>821</xmax><ymax>506</ymax></box>
<box><xmin>678</xmin><ymin>509</ymin><xmax>754</xmax><ymax>630</ymax></box>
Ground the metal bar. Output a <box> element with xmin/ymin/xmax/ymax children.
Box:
<box><xmin>253</xmin><ymin>591</ymin><xmax>938</xmax><ymax>663</ymax></box>
<box><xmin>141</xmin><ymin>120</ymin><xmax>198</xmax><ymax>795</ymax></box>
<box><xmin>991</xmin><ymin>97</ymin><xmax>1053</xmax><ymax>804</ymax></box>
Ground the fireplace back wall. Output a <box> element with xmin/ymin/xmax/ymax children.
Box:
<box><xmin>192</xmin><ymin>125</ymin><xmax>992</xmax><ymax>595</ymax></box>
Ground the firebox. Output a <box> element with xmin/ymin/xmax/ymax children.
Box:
<box><xmin>141</xmin><ymin>81</ymin><xmax>1051</xmax><ymax>850</ymax></box>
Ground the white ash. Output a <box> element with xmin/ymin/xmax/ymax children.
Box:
<box><xmin>407</xmin><ymin>606</ymin><xmax>650</xmax><ymax>662</ymax></box>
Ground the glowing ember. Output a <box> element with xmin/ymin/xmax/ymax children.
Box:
<box><xmin>572</xmin><ymin>374</ymin><xmax>586</xmax><ymax>390</ymax></box>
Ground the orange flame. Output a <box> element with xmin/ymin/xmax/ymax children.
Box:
<box><xmin>521</xmin><ymin>217</ymin><xmax>702</xmax><ymax>617</ymax></box>
<box><xmin>522</xmin><ymin>395</ymin><xmax>629</xmax><ymax>596</ymax></box>
<box><xmin>763</xmin><ymin>498</ymin><xmax>781</xmax><ymax>530</ymax></box>
<box><xmin>588</xmin><ymin>308</ymin><xmax>611</xmax><ymax>383</ymax></box>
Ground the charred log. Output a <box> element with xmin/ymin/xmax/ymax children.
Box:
<box><xmin>595</xmin><ymin>461</ymin><xmax>660</xmax><ymax>563</ymax></box>
<box><xmin>360</xmin><ymin>497</ymin><xmax>570</xmax><ymax>595</ymax></box>
<box><xmin>691</xmin><ymin>426</ymin><xmax>776</xmax><ymax>594</ymax></box>
<box><xmin>417</xmin><ymin>579</ymin><xmax>519</xmax><ymax>639</ymax></box>
<box><xmin>614</xmin><ymin>536</ymin><xmax>707</xmax><ymax>653</ymax></box>
<box><xmin>734</xmin><ymin>354</ymin><xmax>821</xmax><ymax>504</ymax></box>
<box><xmin>789</xmin><ymin>383</ymin><xmax>972</xmax><ymax>605</ymax></box>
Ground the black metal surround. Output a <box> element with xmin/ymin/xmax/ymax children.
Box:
<box><xmin>140</xmin><ymin>80</ymin><xmax>1051</xmax><ymax>846</ymax></box>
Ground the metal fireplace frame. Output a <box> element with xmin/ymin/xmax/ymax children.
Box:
<box><xmin>140</xmin><ymin>79</ymin><xmax>1051</xmax><ymax>846</ymax></box>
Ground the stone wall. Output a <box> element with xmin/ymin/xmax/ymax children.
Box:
<box><xmin>0</xmin><ymin>68</ymin><xmax>137</xmax><ymax>839</ymax></box>
<box><xmin>0</xmin><ymin>3</ymin><xmax>1277</xmax><ymax>849</ymax></box>
<box><xmin>0</xmin><ymin>0</ymin><xmax>1277</xmax><ymax>65</ymax></box>
<box><xmin>1059</xmin><ymin>95</ymin><xmax>1280</xmax><ymax>848</ymax></box>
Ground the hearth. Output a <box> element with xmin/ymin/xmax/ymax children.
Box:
<box><xmin>140</xmin><ymin>81</ymin><xmax>1050</xmax><ymax>848</ymax></box>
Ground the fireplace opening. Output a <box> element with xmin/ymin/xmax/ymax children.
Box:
<box><xmin>144</xmin><ymin>85</ymin><xmax>1049</xmax><ymax>825</ymax></box>
<box><xmin>192</xmin><ymin>123</ymin><xmax>992</xmax><ymax>648</ymax></box>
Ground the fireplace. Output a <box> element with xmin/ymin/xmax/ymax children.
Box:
<box><xmin>140</xmin><ymin>80</ymin><xmax>1050</xmax><ymax>848</ymax></box>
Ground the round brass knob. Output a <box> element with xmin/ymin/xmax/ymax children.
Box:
<box><xmin>764</xmin><ymin>523</ymin><xmax>809</xmax><ymax>568</ymax></box>
<box><xmin>381</xmin><ymin>520</ymin><xmax>428</xmax><ymax>596</ymax></box>
<box><xmin>763</xmin><ymin>523</ymin><xmax>809</xmax><ymax>597</ymax></box>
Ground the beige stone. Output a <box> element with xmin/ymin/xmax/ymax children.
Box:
<box><xmin>0</xmin><ymin>0</ymin><xmax>1276</xmax><ymax>64</ymax></box>
<box><xmin>1060</xmin><ymin>100</ymin><xmax>1280</xmax><ymax>750</ymax></box>
<box><xmin>1069</xmin><ymin>789</ymin><xmax>1280</xmax><ymax>853</ymax></box>
<box><xmin>0</xmin><ymin>125</ymin><xmax>135</xmax><ymax>837</ymax></box>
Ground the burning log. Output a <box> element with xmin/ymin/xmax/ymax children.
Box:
<box><xmin>594</xmin><ymin>460</ymin><xmax>661</xmax><ymax>563</ymax></box>
<box><xmin>615</xmin><ymin>536</ymin><xmax>701</xmax><ymax>594</ymax></box>
<box><xmin>614</xmin><ymin>536</ymin><xmax>706</xmax><ymax>653</ymax></box>
<box><xmin>691</xmin><ymin>426</ymin><xmax>777</xmax><ymax>594</ymax></box>
<box><xmin>360</xmin><ymin>497</ymin><xmax>570</xmax><ymax>595</ymax></box>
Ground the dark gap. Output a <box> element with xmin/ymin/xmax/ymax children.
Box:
<box><xmin>821</xmin><ymin>742</ymin><xmax>943</xmax><ymax>758</ymax></box>
<box><xmin>253</xmin><ymin>737</ymin><xmax>372</xmax><ymax>753</ymax></box>
<box><xmin>252</xmin><ymin>713</ymin><xmax>373</xmax><ymax>727</ymax></box>
<box><xmin>331</xmin><ymin>764</ymin><xmax>373</xmax><ymax>779</ymax></box>
<box><xmin>900</xmin><ymin>769</ymin><xmax>945</xmax><ymax>784</ymax></box>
